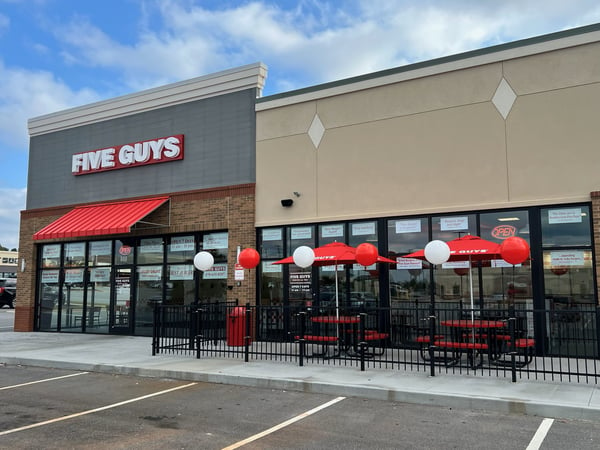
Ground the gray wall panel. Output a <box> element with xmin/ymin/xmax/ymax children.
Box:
<box><xmin>27</xmin><ymin>89</ymin><xmax>256</xmax><ymax>209</ymax></box>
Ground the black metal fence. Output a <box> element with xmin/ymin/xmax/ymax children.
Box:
<box><xmin>152</xmin><ymin>301</ymin><xmax>600</xmax><ymax>384</ymax></box>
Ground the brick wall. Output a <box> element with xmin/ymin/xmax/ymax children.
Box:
<box><xmin>16</xmin><ymin>184</ymin><xmax>256</xmax><ymax>332</ymax></box>
<box><xmin>591</xmin><ymin>191</ymin><xmax>600</xmax><ymax>304</ymax></box>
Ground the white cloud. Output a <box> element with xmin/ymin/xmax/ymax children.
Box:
<box><xmin>0</xmin><ymin>61</ymin><xmax>101</xmax><ymax>151</ymax></box>
<box><xmin>44</xmin><ymin>1</ymin><xmax>600</xmax><ymax>95</ymax></box>
<box><xmin>0</xmin><ymin>187</ymin><xmax>26</xmax><ymax>250</ymax></box>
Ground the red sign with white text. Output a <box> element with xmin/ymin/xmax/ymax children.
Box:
<box><xmin>72</xmin><ymin>135</ymin><xmax>184</xmax><ymax>175</ymax></box>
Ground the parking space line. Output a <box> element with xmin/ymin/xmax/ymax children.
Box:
<box><xmin>222</xmin><ymin>396</ymin><xmax>346</xmax><ymax>450</ymax></box>
<box><xmin>0</xmin><ymin>381</ymin><xmax>197</xmax><ymax>436</ymax></box>
<box><xmin>0</xmin><ymin>372</ymin><xmax>89</xmax><ymax>390</ymax></box>
<box><xmin>526</xmin><ymin>418</ymin><xmax>554</xmax><ymax>450</ymax></box>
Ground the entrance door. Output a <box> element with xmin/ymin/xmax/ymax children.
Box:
<box><xmin>111</xmin><ymin>267</ymin><xmax>133</xmax><ymax>334</ymax></box>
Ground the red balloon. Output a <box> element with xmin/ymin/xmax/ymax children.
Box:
<box><xmin>355</xmin><ymin>243</ymin><xmax>379</xmax><ymax>266</ymax></box>
<box><xmin>500</xmin><ymin>237</ymin><xmax>530</xmax><ymax>265</ymax></box>
<box><xmin>238</xmin><ymin>248</ymin><xmax>260</xmax><ymax>269</ymax></box>
<box><xmin>453</xmin><ymin>268</ymin><xmax>469</xmax><ymax>276</ymax></box>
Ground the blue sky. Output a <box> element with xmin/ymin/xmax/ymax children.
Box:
<box><xmin>1</xmin><ymin>0</ymin><xmax>600</xmax><ymax>250</ymax></box>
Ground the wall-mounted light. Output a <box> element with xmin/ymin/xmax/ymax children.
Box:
<box><xmin>20</xmin><ymin>258</ymin><xmax>26</xmax><ymax>272</ymax></box>
<box><xmin>281</xmin><ymin>199</ymin><xmax>294</xmax><ymax>207</ymax></box>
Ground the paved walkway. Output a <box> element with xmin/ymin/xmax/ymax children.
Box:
<box><xmin>1</xmin><ymin>331</ymin><xmax>599</xmax><ymax>421</ymax></box>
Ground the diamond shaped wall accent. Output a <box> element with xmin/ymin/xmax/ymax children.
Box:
<box><xmin>308</xmin><ymin>114</ymin><xmax>325</xmax><ymax>149</ymax></box>
<box><xmin>492</xmin><ymin>78</ymin><xmax>517</xmax><ymax>120</ymax></box>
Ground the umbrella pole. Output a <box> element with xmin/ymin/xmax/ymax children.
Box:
<box><xmin>468</xmin><ymin>255</ymin><xmax>475</xmax><ymax>323</ymax></box>
<box><xmin>335</xmin><ymin>265</ymin><xmax>340</xmax><ymax>344</ymax></box>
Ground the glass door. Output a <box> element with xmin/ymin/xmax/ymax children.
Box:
<box><xmin>111</xmin><ymin>267</ymin><xmax>132</xmax><ymax>334</ymax></box>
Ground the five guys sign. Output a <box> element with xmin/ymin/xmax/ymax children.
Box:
<box><xmin>72</xmin><ymin>135</ymin><xmax>184</xmax><ymax>175</ymax></box>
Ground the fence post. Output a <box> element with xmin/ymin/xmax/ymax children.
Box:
<box><xmin>152</xmin><ymin>305</ymin><xmax>159</xmax><ymax>356</ymax></box>
<box><xmin>359</xmin><ymin>313</ymin><xmax>367</xmax><ymax>372</ymax></box>
<box><xmin>244</xmin><ymin>303</ymin><xmax>251</xmax><ymax>363</ymax></box>
<box><xmin>508</xmin><ymin>304</ymin><xmax>517</xmax><ymax>383</ymax></box>
<box><xmin>195</xmin><ymin>306</ymin><xmax>203</xmax><ymax>359</ymax></box>
<box><xmin>428</xmin><ymin>304</ymin><xmax>436</xmax><ymax>377</ymax></box>
<box><xmin>300</xmin><ymin>311</ymin><xmax>308</xmax><ymax>366</ymax></box>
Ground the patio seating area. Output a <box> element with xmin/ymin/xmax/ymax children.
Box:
<box><xmin>152</xmin><ymin>302</ymin><xmax>600</xmax><ymax>384</ymax></box>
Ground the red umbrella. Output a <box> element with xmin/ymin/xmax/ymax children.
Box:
<box><xmin>402</xmin><ymin>235</ymin><xmax>502</xmax><ymax>316</ymax></box>
<box><xmin>273</xmin><ymin>242</ymin><xmax>396</xmax><ymax>266</ymax></box>
<box><xmin>403</xmin><ymin>235</ymin><xmax>502</xmax><ymax>262</ymax></box>
<box><xmin>273</xmin><ymin>242</ymin><xmax>396</xmax><ymax>323</ymax></box>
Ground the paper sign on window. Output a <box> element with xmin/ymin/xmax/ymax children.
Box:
<box><xmin>395</xmin><ymin>220</ymin><xmax>421</xmax><ymax>234</ymax></box>
<box><xmin>440</xmin><ymin>216</ymin><xmax>469</xmax><ymax>231</ymax></box>
<box><xmin>291</xmin><ymin>227</ymin><xmax>312</xmax><ymax>240</ymax></box>
<box><xmin>262</xmin><ymin>229</ymin><xmax>282</xmax><ymax>241</ymax></box>
<box><xmin>91</xmin><ymin>267</ymin><xmax>111</xmax><ymax>282</ymax></box>
<box><xmin>321</xmin><ymin>224</ymin><xmax>344</xmax><ymax>238</ymax></box>
<box><xmin>548</xmin><ymin>208</ymin><xmax>582</xmax><ymax>224</ymax></box>
<box><xmin>352</xmin><ymin>222</ymin><xmax>376</xmax><ymax>236</ymax></box>
<box><xmin>203</xmin><ymin>232</ymin><xmax>228</xmax><ymax>249</ymax></box>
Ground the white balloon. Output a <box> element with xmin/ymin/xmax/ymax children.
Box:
<box><xmin>424</xmin><ymin>240</ymin><xmax>450</xmax><ymax>265</ymax></box>
<box><xmin>193</xmin><ymin>251</ymin><xmax>214</xmax><ymax>271</ymax></box>
<box><xmin>293</xmin><ymin>246</ymin><xmax>315</xmax><ymax>268</ymax></box>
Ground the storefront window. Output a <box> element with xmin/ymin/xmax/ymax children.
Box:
<box><xmin>64</xmin><ymin>242</ymin><xmax>86</xmax><ymax>267</ymax></box>
<box><xmin>135</xmin><ymin>265</ymin><xmax>163</xmax><ymax>335</ymax></box>
<box><xmin>287</xmin><ymin>226</ymin><xmax>315</xmax><ymax>254</ymax></box>
<box><xmin>318</xmin><ymin>264</ymin><xmax>345</xmax><ymax>313</ymax></box>
<box><xmin>387</xmin><ymin>218</ymin><xmax>429</xmax><ymax>257</ymax></box>
<box><xmin>167</xmin><ymin>235</ymin><xmax>195</xmax><ymax>263</ymax></box>
<box><xmin>260</xmin><ymin>262</ymin><xmax>283</xmax><ymax>306</ymax></box>
<box><xmin>479</xmin><ymin>210</ymin><xmax>529</xmax><ymax>243</ymax></box>
<box><xmin>479</xmin><ymin>209</ymin><xmax>532</xmax><ymax>308</ymax></box>
<box><xmin>38</xmin><ymin>269</ymin><xmax>60</xmax><ymax>331</ymax></box>
<box><xmin>198</xmin><ymin>232</ymin><xmax>228</xmax><ymax>303</ymax></box>
<box><xmin>88</xmin><ymin>241</ymin><xmax>112</xmax><ymax>266</ymax></box>
<box><xmin>114</xmin><ymin>240</ymin><xmax>135</xmax><ymax>265</ymax></box>
<box><xmin>61</xmin><ymin>267</ymin><xmax>85</xmax><ymax>333</ymax></box>
<box><xmin>541</xmin><ymin>206</ymin><xmax>591</xmax><ymax>247</ymax></box>
<box><xmin>388</xmin><ymin>217</ymin><xmax>429</xmax><ymax>305</ymax></box>
<box><xmin>319</xmin><ymin>223</ymin><xmax>345</xmax><ymax>246</ymax></box>
<box><xmin>260</xmin><ymin>228</ymin><xmax>283</xmax><ymax>259</ymax></box>
<box><xmin>289</xmin><ymin>265</ymin><xmax>312</xmax><ymax>309</ymax></box>
<box><xmin>138</xmin><ymin>237</ymin><xmax>164</xmax><ymax>264</ymax></box>
<box><xmin>41</xmin><ymin>244</ymin><xmax>61</xmax><ymax>268</ymax></box>
<box><xmin>167</xmin><ymin>264</ymin><xmax>195</xmax><ymax>305</ymax></box>
<box><xmin>432</xmin><ymin>214</ymin><xmax>476</xmax><ymax>241</ymax></box>
<box><xmin>349</xmin><ymin>221</ymin><xmax>377</xmax><ymax>247</ymax></box>
<box><xmin>87</xmin><ymin>266</ymin><xmax>111</xmax><ymax>333</ymax></box>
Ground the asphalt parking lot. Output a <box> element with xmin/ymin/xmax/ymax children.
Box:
<box><xmin>1</xmin><ymin>365</ymin><xmax>599</xmax><ymax>449</ymax></box>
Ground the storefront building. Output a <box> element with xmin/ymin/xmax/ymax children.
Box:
<box><xmin>16</xmin><ymin>63</ymin><xmax>266</xmax><ymax>335</ymax></box>
<box><xmin>15</xmin><ymin>24</ymin><xmax>600</xmax><ymax>353</ymax></box>
<box><xmin>254</xmin><ymin>24</ymin><xmax>600</xmax><ymax>355</ymax></box>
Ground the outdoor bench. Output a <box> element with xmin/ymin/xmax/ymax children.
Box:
<box><xmin>433</xmin><ymin>340</ymin><xmax>490</xmax><ymax>368</ymax></box>
<box><xmin>346</xmin><ymin>330</ymin><xmax>390</xmax><ymax>355</ymax></box>
<box><xmin>294</xmin><ymin>335</ymin><xmax>338</xmax><ymax>358</ymax></box>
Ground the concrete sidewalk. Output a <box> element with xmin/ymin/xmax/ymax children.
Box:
<box><xmin>1</xmin><ymin>331</ymin><xmax>599</xmax><ymax>421</ymax></box>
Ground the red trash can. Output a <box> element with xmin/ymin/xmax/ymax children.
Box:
<box><xmin>227</xmin><ymin>306</ymin><xmax>252</xmax><ymax>346</ymax></box>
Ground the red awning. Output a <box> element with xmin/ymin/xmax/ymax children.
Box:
<box><xmin>33</xmin><ymin>196</ymin><xmax>170</xmax><ymax>240</ymax></box>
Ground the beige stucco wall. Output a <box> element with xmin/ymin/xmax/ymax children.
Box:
<box><xmin>256</xmin><ymin>40</ymin><xmax>600</xmax><ymax>227</ymax></box>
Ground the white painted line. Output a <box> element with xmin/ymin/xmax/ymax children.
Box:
<box><xmin>0</xmin><ymin>372</ymin><xmax>89</xmax><ymax>390</ymax></box>
<box><xmin>222</xmin><ymin>396</ymin><xmax>346</xmax><ymax>450</ymax></box>
<box><xmin>526</xmin><ymin>418</ymin><xmax>554</xmax><ymax>450</ymax></box>
<box><xmin>0</xmin><ymin>382</ymin><xmax>197</xmax><ymax>436</ymax></box>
